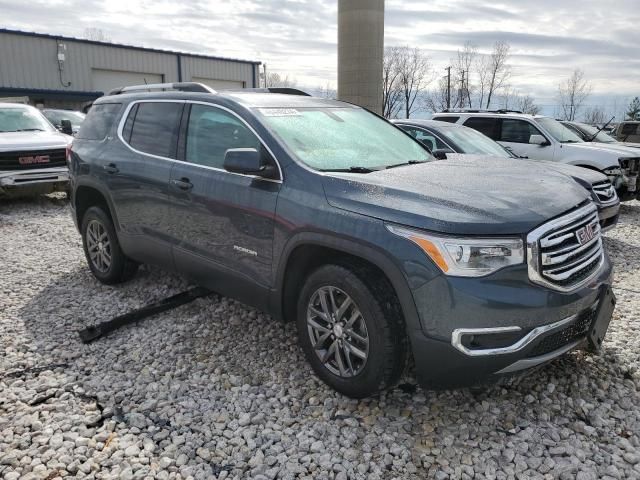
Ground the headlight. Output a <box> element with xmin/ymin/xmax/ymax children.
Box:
<box><xmin>387</xmin><ymin>225</ymin><xmax>524</xmax><ymax>277</ymax></box>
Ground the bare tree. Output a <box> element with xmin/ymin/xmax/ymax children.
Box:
<box><xmin>477</xmin><ymin>41</ymin><xmax>511</xmax><ymax>109</ymax></box>
<box><xmin>266</xmin><ymin>72</ymin><xmax>297</xmax><ymax>88</ymax></box>
<box><xmin>517</xmin><ymin>95</ymin><xmax>540</xmax><ymax>115</ymax></box>
<box><xmin>84</xmin><ymin>28</ymin><xmax>111</xmax><ymax>42</ymax></box>
<box><xmin>396</xmin><ymin>46</ymin><xmax>433</xmax><ymax>118</ymax></box>
<box><xmin>557</xmin><ymin>69</ymin><xmax>592</xmax><ymax>121</ymax></box>
<box><xmin>424</xmin><ymin>76</ymin><xmax>451</xmax><ymax>113</ymax></box>
<box><xmin>382</xmin><ymin>47</ymin><xmax>403</xmax><ymax>118</ymax></box>
<box><xmin>317</xmin><ymin>82</ymin><xmax>336</xmax><ymax>99</ymax></box>
<box><xmin>452</xmin><ymin>42</ymin><xmax>477</xmax><ymax>108</ymax></box>
<box><xmin>583</xmin><ymin>106</ymin><xmax>606</xmax><ymax>125</ymax></box>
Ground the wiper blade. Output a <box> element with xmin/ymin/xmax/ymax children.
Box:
<box><xmin>385</xmin><ymin>160</ymin><xmax>428</xmax><ymax>170</ymax></box>
<box><xmin>14</xmin><ymin>128</ymin><xmax>46</xmax><ymax>132</ymax></box>
<box><xmin>320</xmin><ymin>166</ymin><xmax>376</xmax><ymax>173</ymax></box>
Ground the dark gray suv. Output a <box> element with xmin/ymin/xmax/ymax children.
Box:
<box><xmin>69</xmin><ymin>83</ymin><xmax>615</xmax><ymax>398</ymax></box>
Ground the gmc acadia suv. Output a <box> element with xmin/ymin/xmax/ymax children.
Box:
<box><xmin>69</xmin><ymin>83</ymin><xmax>615</xmax><ymax>398</ymax></box>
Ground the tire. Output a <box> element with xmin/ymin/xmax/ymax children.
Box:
<box><xmin>81</xmin><ymin>206</ymin><xmax>138</xmax><ymax>284</ymax></box>
<box><xmin>296</xmin><ymin>264</ymin><xmax>408</xmax><ymax>398</ymax></box>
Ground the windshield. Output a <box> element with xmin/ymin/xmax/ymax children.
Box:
<box><xmin>537</xmin><ymin>117</ymin><xmax>584</xmax><ymax>143</ymax></box>
<box><xmin>441</xmin><ymin>125</ymin><xmax>512</xmax><ymax>157</ymax></box>
<box><xmin>574</xmin><ymin>123</ymin><xmax>616</xmax><ymax>143</ymax></box>
<box><xmin>0</xmin><ymin>106</ymin><xmax>55</xmax><ymax>133</ymax></box>
<box><xmin>257</xmin><ymin>107</ymin><xmax>431</xmax><ymax>170</ymax></box>
<box><xmin>44</xmin><ymin>110</ymin><xmax>86</xmax><ymax>127</ymax></box>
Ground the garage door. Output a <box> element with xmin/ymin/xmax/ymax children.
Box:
<box><xmin>92</xmin><ymin>69</ymin><xmax>164</xmax><ymax>94</ymax></box>
<box><xmin>192</xmin><ymin>77</ymin><xmax>245</xmax><ymax>90</ymax></box>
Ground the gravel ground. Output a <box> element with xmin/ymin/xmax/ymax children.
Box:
<box><xmin>1</xmin><ymin>194</ymin><xmax>639</xmax><ymax>480</ymax></box>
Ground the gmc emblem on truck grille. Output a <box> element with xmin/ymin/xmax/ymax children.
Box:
<box><xmin>18</xmin><ymin>155</ymin><xmax>50</xmax><ymax>165</ymax></box>
<box><xmin>576</xmin><ymin>223</ymin><xmax>597</xmax><ymax>245</ymax></box>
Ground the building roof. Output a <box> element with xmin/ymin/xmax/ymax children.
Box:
<box><xmin>0</xmin><ymin>28</ymin><xmax>261</xmax><ymax>66</ymax></box>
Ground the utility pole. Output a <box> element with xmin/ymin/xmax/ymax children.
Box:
<box><xmin>446</xmin><ymin>67</ymin><xmax>452</xmax><ymax>109</ymax></box>
<box><xmin>460</xmin><ymin>70</ymin><xmax>465</xmax><ymax>108</ymax></box>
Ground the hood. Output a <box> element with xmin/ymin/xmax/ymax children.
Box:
<box><xmin>572</xmin><ymin>142</ymin><xmax>640</xmax><ymax>158</ymax></box>
<box><xmin>322</xmin><ymin>157</ymin><xmax>590</xmax><ymax>235</ymax></box>
<box><xmin>0</xmin><ymin>131</ymin><xmax>71</xmax><ymax>152</ymax></box>
<box><xmin>446</xmin><ymin>153</ymin><xmax>606</xmax><ymax>186</ymax></box>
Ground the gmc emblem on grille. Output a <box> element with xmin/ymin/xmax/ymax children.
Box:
<box><xmin>576</xmin><ymin>223</ymin><xmax>597</xmax><ymax>245</ymax></box>
<box><xmin>18</xmin><ymin>155</ymin><xmax>50</xmax><ymax>165</ymax></box>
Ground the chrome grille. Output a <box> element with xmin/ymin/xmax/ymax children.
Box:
<box><xmin>527</xmin><ymin>203</ymin><xmax>604</xmax><ymax>291</ymax></box>
<box><xmin>592</xmin><ymin>181</ymin><xmax>618</xmax><ymax>204</ymax></box>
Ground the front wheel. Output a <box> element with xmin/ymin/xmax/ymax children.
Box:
<box><xmin>81</xmin><ymin>206</ymin><xmax>138</xmax><ymax>284</ymax></box>
<box><xmin>296</xmin><ymin>264</ymin><xmax>408</xmax><ymax>398</ymax></box>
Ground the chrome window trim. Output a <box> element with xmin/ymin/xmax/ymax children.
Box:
<box><xmin>116</xmin><ymin>99</ymin><xmax>283</xmax><ymax>184</ymax></box>
<box><xmin>451</xmin><ymin>303</ymin><xmax>596</xmax><ymax>357</ymax></box>
<box><xmin>396</xmin><ymin>124</ymin><xmax>455</xmax><ymax>151</ymax></box>
<box><xmin>526</xmin><ymin>203</ymin><xmax>604</xmax><ymax>293</ymax></box>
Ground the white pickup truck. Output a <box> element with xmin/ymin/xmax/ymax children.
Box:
<box><xmin>432</xmin><ymin>111</ymin><xmax>640</xmax><ymax>201</ymax></box>
<box><xmin>0</xmin><ymin>103</ymin><xmax>71</xmax><ymax>197</ymax></box>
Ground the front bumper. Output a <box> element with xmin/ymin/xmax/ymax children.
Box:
<box><xmin>596</xmin><ymin>200</ymin><xmax>620</xmax><ymax>232</ymax></box>
<box><xmin>0</xmin><ymin>167</ymin><xmax>69</xmax><ymax>188</ymax></box>
<box><xmin>407</xmin><ymin>253</ymin><xmax>613</xmax><ymax>389</ymax></box>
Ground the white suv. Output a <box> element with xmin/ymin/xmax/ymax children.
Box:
<box><xmin>432</xmin><ymin>111</ymin><xmax>640</xmax><ymax>201</ymax></box>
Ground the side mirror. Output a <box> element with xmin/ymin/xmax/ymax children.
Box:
<box><xmin>60</xmin><ymin>119</ymin><xmax>73</xmax><ymax>136</ymax></box>
<box><xmin>223</xmin><ymin>148</ymin><xmax>276</xmax><ymax>178</ymax></box>
<box><xmin>529</xmin><ymin>134</ymin><xmax>549</xmax><ymax>146</ymax></box>
<box><xmin>432</xmin><ymin>149</ymin><xmax>449</xmax><ymax>160</ymax></box>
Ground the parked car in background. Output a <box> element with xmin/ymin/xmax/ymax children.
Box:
<box><xmin>0</xmin><ymin>103</ymin><xmax>71</xmax><ymax>197</ymax></box>
<box><xmin>42</xmin><ymin>109</ymin><xmax>86</xmax><ymax>136</ymax></box>
<box><xmin>69</xmin><ymin>83</ymin><xmax>615</xmax><ymax>397</ymax></box>
<box><xmin>614</xmin><ymin>121</ymin><xmax>640</xmax><ymax>144</ymax></box>
<box><xmin>393</xmin><ymin>119</ymin><xmax>620</xmax><ymax>232</ymax></box>
<box><xmin>561</xmin><ymin>120</ymin><xmax>640</xmax><ymax>150</ymax></box>
<box><xmin>433</xmin><ymin>111</ymin><xmax>640</xmax><ymax>201</ymax></box>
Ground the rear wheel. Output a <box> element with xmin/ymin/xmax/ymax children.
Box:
<box><xmin>296</xmin><ymin>264</ymin><xmax>407</xmax><ymax>398</ymax></box>
<box><xmin>81</xmin><ymin>206</ymin><xmax>138</xmax><ymax>284</ymax></box>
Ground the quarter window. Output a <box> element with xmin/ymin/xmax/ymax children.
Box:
<box><xmin>77</xmin><ymin>103</ymin><xmax>122</xmax><ymax>140</ymax></box>
<box><xmin>185</xmin><ymin>105</ymin><xmax>261</xmax><ymax>169</ymax></box>
<box><xmin>500</xmin><ymin>119</ymin><xmax>544</xmax><ymax>143</ymax></box>
<box><xmin>463</xmin><ymin>117</ymin><xmax>499</xmax><ymax>139</ymax></box>
<box><xmin>128</xmin><ymin>102</ymin><xmax>183</xmax><ymax>158</ymax></box>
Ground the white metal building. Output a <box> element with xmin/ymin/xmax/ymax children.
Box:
<box><xmin>0</xmin><ymin>29</ymin><xmax>261</xmax><ymax>110</ymax></box>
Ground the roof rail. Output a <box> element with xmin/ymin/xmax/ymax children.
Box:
<box><xmin>220</xmin><ymin>87</ymin><xmax>311</xmax><ymax>96</ymax></box>
<box><xmin>107</xmin><ymin>82</ymin><xmax>216</xmax><ymax>96</ymax></box>
<box><xmin>440</xmin><ymin>108</ymin><xmax>523</xmax><ymax>114</ymax></box>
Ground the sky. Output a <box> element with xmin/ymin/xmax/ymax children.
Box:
<box><xmin>1</xmin><ymin>0</ymin><xmax>638</xmax><ymax>117</ymax></box>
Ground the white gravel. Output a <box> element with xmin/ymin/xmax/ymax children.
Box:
<box><xmin>1</xmin><ymin>194</ymin><xmax>639</xmax><ymax>480</ymax></box>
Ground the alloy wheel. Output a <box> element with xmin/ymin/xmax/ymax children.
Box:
<box><xmin>86</xmin><ymin>219</ymin><xmax>112</xmax><ymax>273</ymax></box>
<box><xmin>306</xmin><ymin>286</ymin><xmax>369</xmax><ymax>377</ymax></box>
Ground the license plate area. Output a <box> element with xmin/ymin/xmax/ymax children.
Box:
<box><xmin>587</xmin><ymin>286</ymin><xmax>616</xmax><ymax>352</ymax></box>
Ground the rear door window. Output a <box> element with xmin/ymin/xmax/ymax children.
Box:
<box><xmin>462</xmin><ymin>117</ymin><xmax>499</xmax><ymax>139</ymax></box>
<box><xmin>128</xmin><ymin>102</ymin><xmax>183</xmax><ymax>159</ymax></box>
<box><xmin>499</xmin><ymin>119</ymin><xmax>544</xmax><ymax>143</ymax></box>
<box><xmin>76</xmin><ymin>103</ymin><xmax>122</xmax><ymax>140</ymax></box>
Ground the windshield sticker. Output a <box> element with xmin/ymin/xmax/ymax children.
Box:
<box><xmin>259</xmin><ymin>108</ymin><xmax>300</xmax><ymax>117</ymax></box>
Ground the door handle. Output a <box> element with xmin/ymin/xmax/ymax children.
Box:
<box><xmin>171</xmin><ymin>177</ymin><xmax>193</xmax><ymax>191</ymax></box>
<box><xmin>103</xmin><ymin>163</ymin><xmax>119</xmax><ymax>174</ymax></box>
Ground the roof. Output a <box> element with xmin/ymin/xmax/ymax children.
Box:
<box><xmin>0</xmin><ymin>28</ymin><xmax>261</xmax><ymax>66</ymax></box>
<box><xmin>95</xmin><ymin>90</ymin><xmax>353</xmax><ymax>109</ymax></box>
